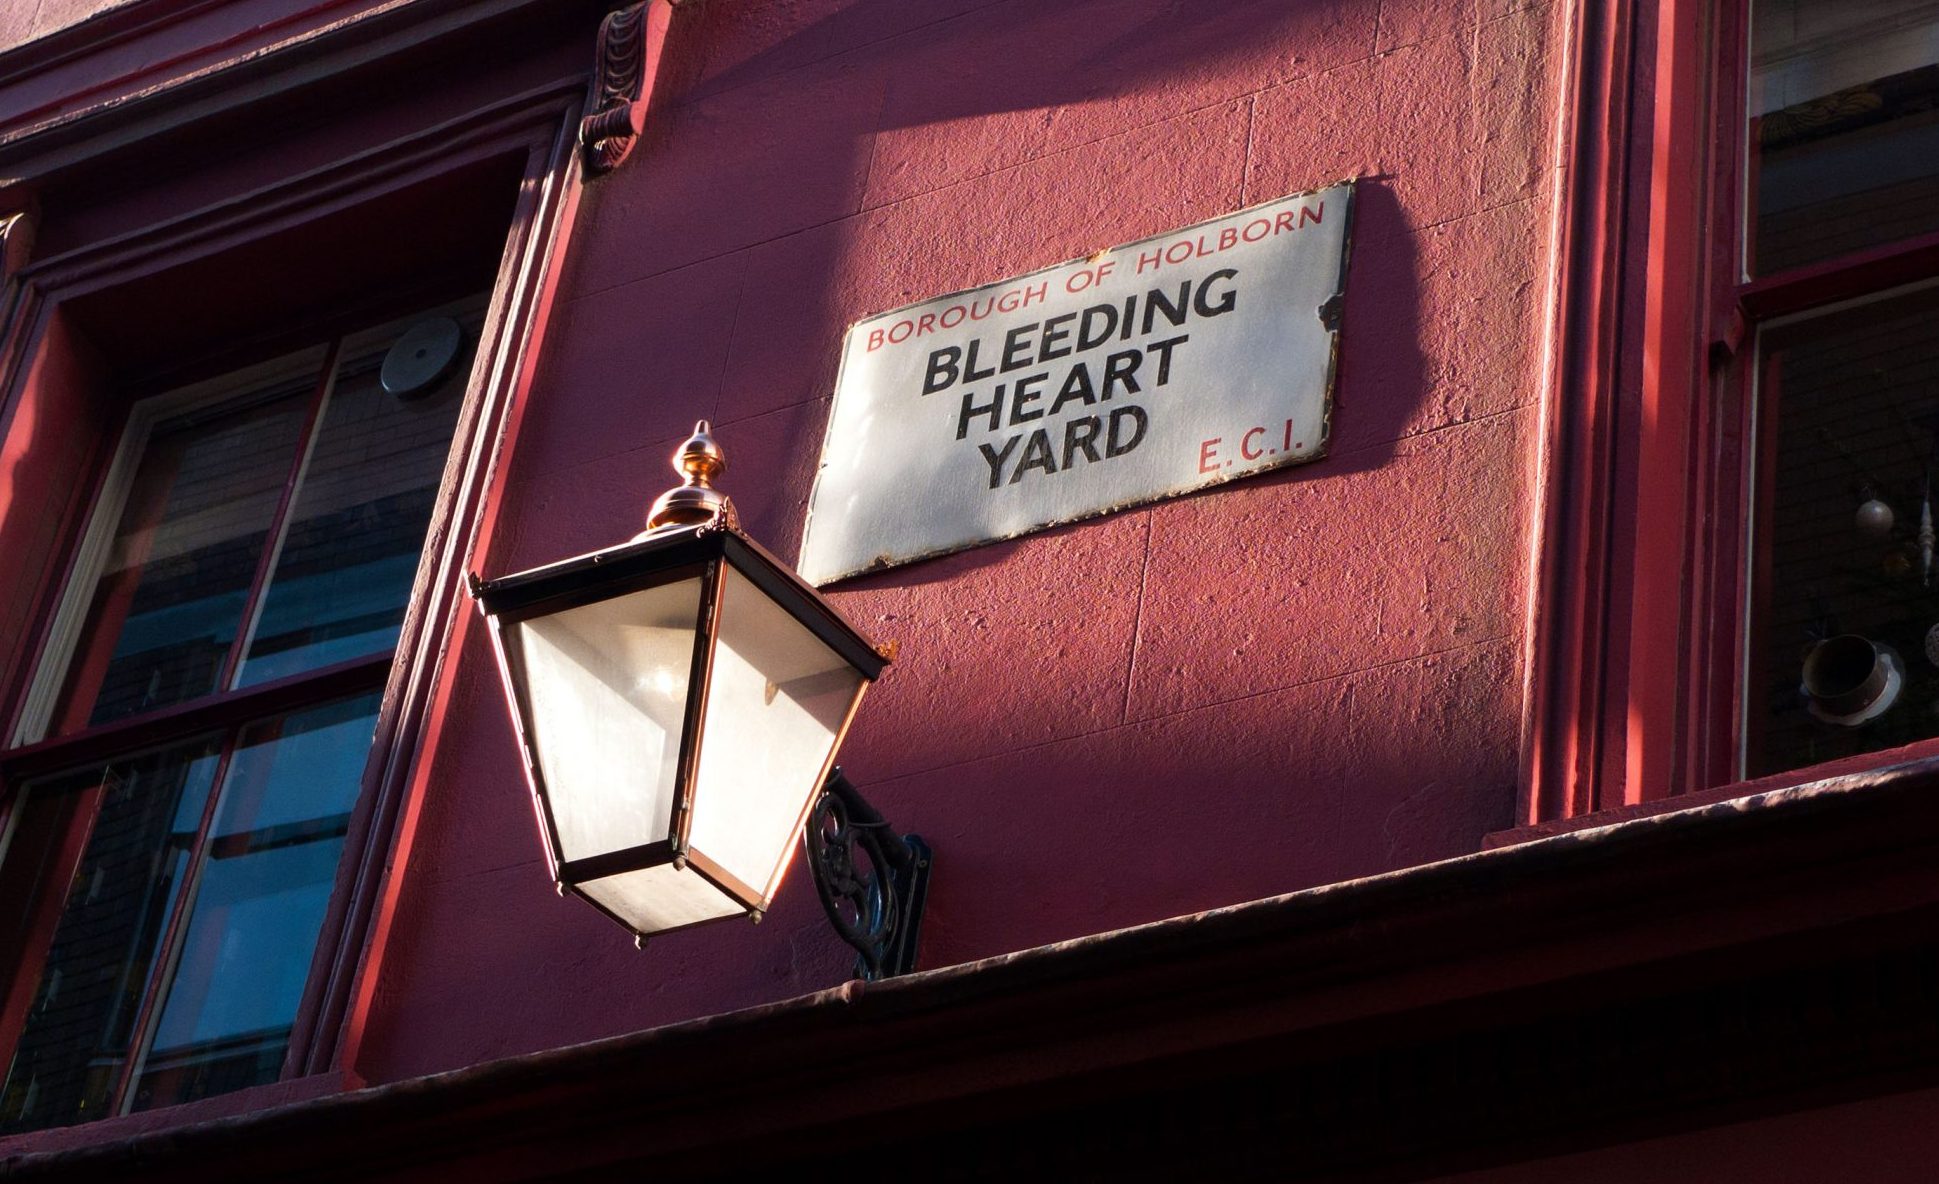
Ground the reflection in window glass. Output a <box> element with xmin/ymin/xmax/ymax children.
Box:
<box><xmin>130</xmin><ymin>693</ymin><xmax>379</xmax><ymax>1112</ymax></box>
<box><xmin>1750</xmin><ymin>285</ymin><xmax>1939</xmax><ymax>776</ymax></box>
<box><xmin>234</xmin><ymin>325</ymin><xmax>473</xmax><ymax>687</ymax></box>
<box><xmin>1</xmin><ymin>305</ymin><xmax>476</xmax><ymax>1131</ymax></box>
<box><xmin>0</xmin><ymin>740</ymin><xmax>223</xmax><ymax>1132</ymax></box>
<box><xmin>54</xmin><ymin>387</ymin><xmax>313</xmax><ymax>731</ymax></box>
<box><xmin>1749</xmin><ymin>0</ymin><xmax>1939</xmax><ymax>275</ymax></box>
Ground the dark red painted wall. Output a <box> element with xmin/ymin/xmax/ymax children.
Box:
<box><xmin>0</xmin><ymin>0</ymin><xmax>1553</xmax><ymax>1145</ymax></box>
<box><xmin>355</xmin><ymin>0</ymin><xmax>1552</xmax><ymax>1081</ymax></box>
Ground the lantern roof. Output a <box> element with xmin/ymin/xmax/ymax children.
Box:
<box><xmin>471</xmin><ymin>522</ymin><xmax>888</xmax><ymax>683</ymax></box>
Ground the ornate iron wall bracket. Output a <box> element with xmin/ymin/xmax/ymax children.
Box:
<box><xmin>579</xmin><ymin>1</ymin><xmax>673</xmax><ymax>178</ymax></box>
<box><xmin>806</xmin><ymin>768</ymin><xmax>931</xmax><ymax>981</ymax></box>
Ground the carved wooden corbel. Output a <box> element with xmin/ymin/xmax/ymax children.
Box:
<box><xmin>0</xmin><ymin>210</ymin><xmax>35</xmax><ymax>281</ymax></box>
<box><xmin>0</xmin><ymin>209</ymin><xmax>37</xmax><ymax>322</ymax></box>
<box><xmin>580</xmin><ymin>1</ymin><xmax>674</xmax><ymax>178</ymax></box>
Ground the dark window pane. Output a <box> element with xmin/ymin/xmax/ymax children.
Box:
<box><xmin>55</xmin><ymin>386</ymin><xmax>312</xmax><ymax>731</ymax></box>
<box><xmin>1749</xmin><ymin>285</ymin><xmax>1939</xmax><ymax>776</ymax></box>
<box><xmin>0</xmin><ymin>740</ymin><xmax>223</xmax><ymax>1132</ymax></box>
<box><xmin>131</xmin><ymin>693</ymin><xmax>379</xmax><ymax>1111</ymax></box>
<box><xmin>1749</xmin><ymin>1</ymin><xmax>1939</xmax><ymax>275</ymax></box>
<box><xmin>233</xmin><ymin>326</ymin><xmax>471</xmax><ymax>687</ymax></box>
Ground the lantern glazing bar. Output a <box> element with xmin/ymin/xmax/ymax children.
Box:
<box><xmin>466</xmin><ymin>422</ymin><xmax>929</xmax><ymax>975</ymax></box>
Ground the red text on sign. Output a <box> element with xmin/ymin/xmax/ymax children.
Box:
<box><xmin>1199</xmin><ymin>420</ymin><xmax>1304</xmax><ymax>473</ymax></box>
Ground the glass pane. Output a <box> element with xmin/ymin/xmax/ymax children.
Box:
<box><xmin>578</xmin><ymin>864</ymin><xmax>742</xmax><ymax>935</ymax></box>
<box><xmin>1749</xmin><ymin>0</ymin><xmax>1939</xmax><ymax>275</ymax></box>
<box><xmin>54</xmin><ymin>385</ymin><xmax>312</xmax><ymax>732</ymax></box>
<box><xmin>0</xmin><ymin>739</ymin><xmax>223</xmax><ymax>1132</ymax></box>
<box><xmin>688</xmin><ymin>566</ymin><xmax>864</xmax><ymax>900</ymax></box>
<box><xmin>234</xmin><ymin>325</ymin><xmax>472</xmax><ymax>687</ymax></box>
<box><xmin>511</xmin><ymin>574</ymin><xmax>705</xmax><ymax>865</ymax></box>
<box><xmin>1748</xmin><ymin>285</ymin><xmax>1939</xmax><ymax>776</ymax></box>
<box><xmin>131</xmin><ymin>693</ymin><xmax>379</xmax><ymax>1112</ymax></box>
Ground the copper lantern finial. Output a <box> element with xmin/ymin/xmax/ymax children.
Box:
<box><xmin>643</xmin><ymin>421</ymin><xmax>736</xmax><ymax>535</ymax></box>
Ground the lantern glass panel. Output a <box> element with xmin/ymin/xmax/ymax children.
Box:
<box><xmin>512</xmin><ymin>575</ymin><xmax>703</xmax><ymax>863</ymax></box>
<box><xmin>688</xmin><ymin>565</ymin><xmax>866</xmax><ymax>899</ymax></box>
<box><xmin>579</xmin><ymin>863</ymin><xmax>743</xmax><ymax>934</ymax></box>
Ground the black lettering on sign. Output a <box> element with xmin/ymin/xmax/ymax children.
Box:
<box><xmin>978</xmin><ymin>434</ymin><xmax>1021</xmax><ymax>490</ymax></box>
<box><xmin>1039</xmin><ymin>312</ymin><xmax>1076</xmax><ymax>361</ymax></box>
<box><xmin>924</xmin><ymin>265</ymin><xmax>1237</xmax><ymax>494</ymax></box>
<box><xmin>1101</xmin><ymin>350</ymin><xmax>1142</xmax><ymax>400</ymax></box>
<box><xmin>911</xmin><ymin>267</ymin><xmax>1240</xmax><ymax>398</ymax></box>
<box><xmin>1010</xmin><ymin>429</ymin><xmax>1057</xmax><ymax>485</ymax></box>
<box><xmin>977</xmin><ymin>406</ymin><xmax>1151</xmax><ymax>490</ymax></box>
<box><xmin>958</xmin><ymin>385</ymin><xmax>1004</xmax><ymax>440</ymax></box>
<box><xmin>923</xmin><ymin>346</ymin><xmax>961</xmax><ymax>395</ymax></box>
<box><xmin>1107</xmin><ymin>405</ymin><xmax>1147</xmax><ymax>457</ymax></box>
<box><xmin>1146</xmin><ymin>335</ymin><xmax>1188</xmax><ymax>387</ymax></box>
<box><xmin>1077</xmin><ymin>302</ymin><xmax>1119</xmax><ymax>352</ymax></box>
<box><xmin>1194</xmin><ymin>268</ymin><xmax>1238</xmax><ymax>317</ymax></box>
<box><xmin>1009</xmin><ymin>372</ymin><xmax>1049</xmax><ymax>425</ymax></box>
<box><xmin>1048</xmin><ymin>364</ymin><xmax>1097</xmax><ymax>416</ymax></box>
<box><xmin>1062</xmin><ymin>416</ymin><xmax>1103</xmax><ymax>468</ymax></box>
<box><xmin>963</xmin><ymin>338</ymin><xmax>996</xmax><ymax>383</ymax></box>
<box><xmin>1001</xmin><ymin>323</ymin><xmax>1039</xmax><ymax>373</ymax></box>
<box><xmin>1141</xmin><ymin>283</ymin><xmax>1188</xmax><ymax>336</ymax></box>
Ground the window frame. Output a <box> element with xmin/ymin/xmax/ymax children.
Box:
<box><xmin>15</xmin><ymin>342</ymin><xmax>342</xmax><ymax>745</ymax></box>
<box><xmin>0</xmin><ymin>308</ymin><xmax>493</xmax><ymax>1122</ymax></box>
<box><xmin>1521</xmin><ymin>0</ymin><xmax>1939</xmax><ymax>829</ymax></box>
<box><xmin>0</xmin><ymin>79</ymin><xmax>591</xmax><ymax>1111</ymax></box>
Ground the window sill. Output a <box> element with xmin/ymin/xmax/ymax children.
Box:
<box><xmin>1488</xmin><ymin>736</ymin><xmax>1939</xmax><ymax>850</ymax></box>
<box><xmin>0</xmin><ymin>1071</ymin><xmax>343</xmax><ymax>1157</ymax></box>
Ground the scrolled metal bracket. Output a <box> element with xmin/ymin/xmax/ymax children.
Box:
<box><xmin>806</xmin><ymin>768</ymin><xmax>931</xmax><ymax>981</ymax></box>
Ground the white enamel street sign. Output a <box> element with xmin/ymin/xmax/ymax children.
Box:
<box><xmin>798</xmin><ymin>181</ymin><xmax>1353</xmax><ymax>586</ymax></box>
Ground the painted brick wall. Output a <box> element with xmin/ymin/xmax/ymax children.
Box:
<box><xmin>350</xmin><ymin>0</ymin><xmax>1560</xmax><ymax>1081</ymax></box>
<box><xmin>0</xmin><ymin>0</ymin><xmax>1560</xmax><ymax>1093</ymax></box>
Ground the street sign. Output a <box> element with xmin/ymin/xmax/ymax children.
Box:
<box><xmin>798</xmin><ymin>181</ymin><xmax>1353</xmax><ymax>585</ymax></box>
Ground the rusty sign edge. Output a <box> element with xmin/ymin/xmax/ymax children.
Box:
<box><xmin>799</xmin><ymin>179</ymin><xmax>1357</xmax><ymax>586</ymax></box>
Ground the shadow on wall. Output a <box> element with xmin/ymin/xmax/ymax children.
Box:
<box><xmin>827</xmin><ymin>176</ymin><xmax>1428</xmax><ymax>593</ymax></box>
<box><xmin>386</xmin><ymin>0</ymin><xmax>1496</xmax><ymax>1074</ymax></box>
<box><xmin>629</xmin><ymin>0</ymin><xmax>1429</xmax><ymax>562</ymax></box>
<box><xmin>682</xmin><ymin>0</ymin><xmax>1372</xmax><ymax>122</ymax></box>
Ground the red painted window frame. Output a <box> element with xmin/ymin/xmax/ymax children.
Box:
<box><xmin>1521</xmin><ymin>0</ymin><xmax>1939</xmax><ymax>831</ymax></box>
<box><xmin>0</xmin><ymin>338</ymin><xmax>395</xmax><ymax>1116</ymax></box>
<box><xmin>0</xmin><ymin>79</ymin><xmax>591</xmax><ymax>1110</ymax></box>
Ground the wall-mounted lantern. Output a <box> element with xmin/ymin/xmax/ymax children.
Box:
<box><xmin>468</xmin><ymin>424</ymin><xmax>929</xmax><ymax>979</ymax></box>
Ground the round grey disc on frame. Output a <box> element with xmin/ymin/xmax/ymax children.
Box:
<box><xmin>381</xmin><ymin>317</ymin><xmax>464</xmax><ymax>398</ymax></box>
